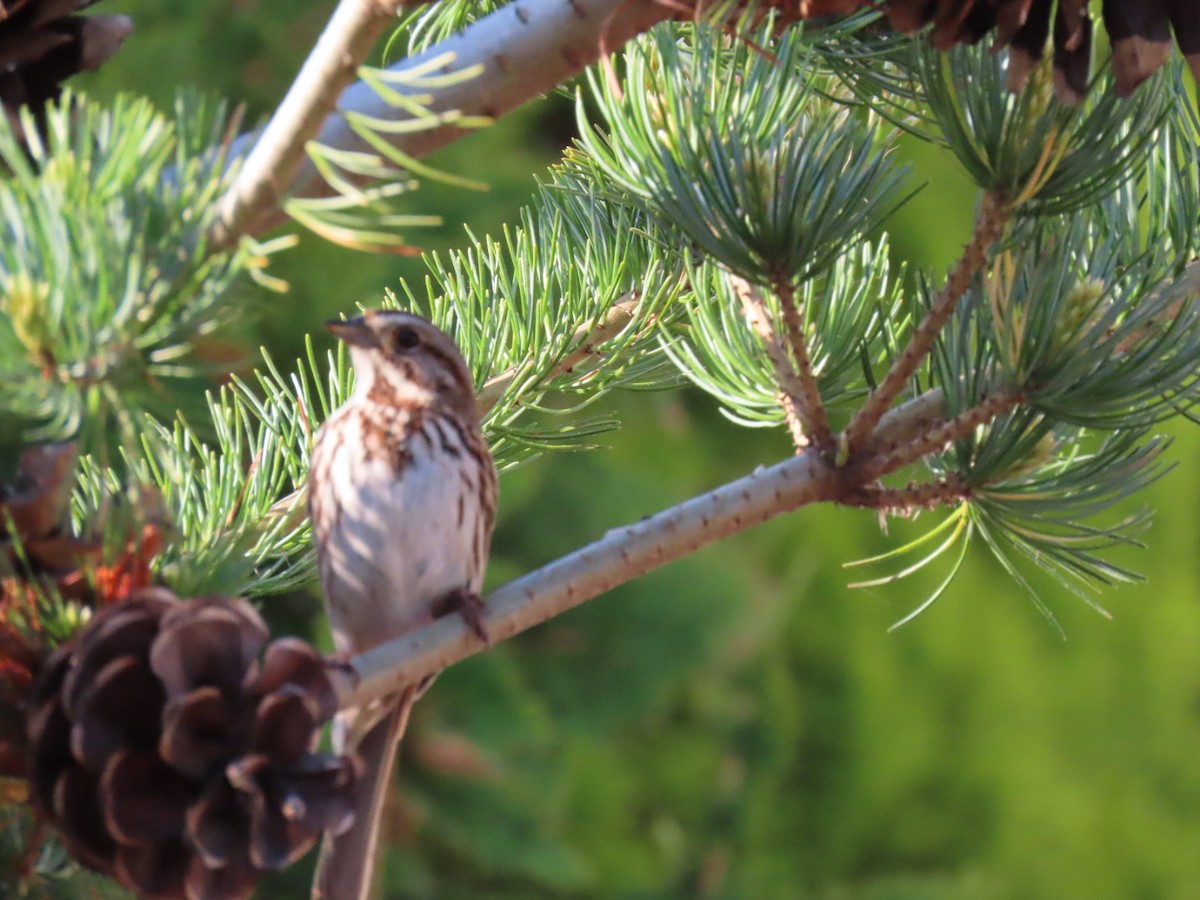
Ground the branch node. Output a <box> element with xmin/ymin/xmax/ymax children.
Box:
<box><xmin>857</xmin><ymin>389</ymin><xmax>1023</xmax><ymax>483</ymax></box>
<box><xmin>729</xmin><ymin>274</ymin><xmax>831</xmax><ymax>454</ymax></box>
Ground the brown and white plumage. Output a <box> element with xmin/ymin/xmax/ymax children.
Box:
<box><xmin>308</xmin><ymin>310</ymin><xmax>496</xmax><ymax>900</ymax></box>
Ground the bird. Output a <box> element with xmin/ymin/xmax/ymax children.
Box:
<box><xmin>307</xmin><ymin>309</ymin><xmax>497</xmax><ymax>900</ymax></box>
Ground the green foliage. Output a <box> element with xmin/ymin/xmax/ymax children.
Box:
<box><xmin>72</xmin><ymin>343</ymin><xmax>335</xmax><ymax>597</ymax></box>
<box><xmin>411</xmin><ymin>165</ymin><xmax>685</xmax><ymax>462</ymax></box>
<box><xmin>290</xmin><ymin>55</ymin><xmax>493</xmax><ymax>253</ymax></box>
<box><xmin>0</xmin><ymin>92</ymin><xmax>253</xmax><ymax>448</ymax></box>
<box><xmin>664</xmin><ymin>244</ymin><xmax>905</xmax><ymax>427</ymax></box>
<box><xmin>9</xmin><ymin>5</ymin><xmax>1200</xmax><ymax>900</ymax></box>
<box><xmin>393</xmin><ymin>0</ymin><xmax>508</xmax><ymax>58</ymax></box>
<box><xmin>917</xmin><ymin>43</ymin><xmax>1174</xmax><ymax>215</ymax></box>
<box><xmin>579</xmin><ymin>24</ymin><xmax>909</xmax><ymax>287</ymax></box>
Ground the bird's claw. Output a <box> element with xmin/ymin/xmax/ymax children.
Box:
<box><xmin>324</xmin><ymin>651</ymin><xmax>360</xmax><ymax>685</ymax></box>
<box><xmin>431</xmin><ymin>588</ymin><xmax>491</xmax><ymax>645</ymax></box>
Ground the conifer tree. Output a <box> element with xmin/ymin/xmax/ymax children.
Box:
<box><xmin>2</xmin><ymin>1</ymin><xmax>1199</xmax><ymax>896</ymax></box>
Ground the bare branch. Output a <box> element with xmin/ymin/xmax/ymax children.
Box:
<box><xmin>211</xmin><ymin>0</ymin><xmax>405</xmax><ymax>247</ymax></box>
<box><xmin>776</xmin><ymin>279</ymin><xmax>833</xmax><ymax>451</ymax></box>
<box><xmin>840</xmin><ymin>476</ymin><xmax>969</xmax><ymax>512</ymax></box>
<box><xmin>868</xmin><ymin>388</ymin><xmax>947</xmax><ymax>455</ymax></box>
<box><xmin>228</xmin><ymin>0</ymin><xmax>674</xmax><ymax>240</ymax></box>
<box><xmin>855</xmin><ymin>389</ymin><xmax>1023</xmax><ymax>483</ymax></box>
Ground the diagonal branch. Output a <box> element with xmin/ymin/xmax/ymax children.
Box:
<box><xmin>854</xmin><ymin>389</ymin><xmax>1023</xmax><ymax>483</ymax></box>
<box><xmin>329</xmin><ymin>391</ymin><xmax>977</xmax><ymax>712</ymax></box>
<box><xmin>210</xmin><ymin>0</ymin><xmax>406</xmax><ymax>248</ymax></box>
<box><xmin>839</xmin><ymin>475</ymin><xmax>970</xmax><ymax>512</ymax></box>
<box><xmin>775</xmin><ymin>279</ymin><xmax>833</xmax><ymax>452</ymax></box>
<box><xmin>866</xmin><ymin>388</ymin><xmax>946</xmax><ymax>456</ymax></box>
<box><xmin>218</xmin><ymin>0</ymin><xmax>674</xmax><ymax>243</ymax></box>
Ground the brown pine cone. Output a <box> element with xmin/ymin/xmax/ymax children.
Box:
<box><xmin>891</xmin><ymin>0</ymin><xmax>1199</xmax><ymax>100</ymax></box>
<box><xmin>781</xmin><ymin>1</ymin><xmax>1199</xmax><ymax>102</ymax></box>
<box><xmin>0</xmin><ymin>0</ymin><xmax>133</xmax><ymax>140</ymax></box>
<box><xmin>25</xmin><ymin>589</ymin><xmax>359</xmax><ymax>900</ymax></box>
<box><xmin>1</xmin><ymin>442</ymin><xmax>82</xmax><ymax>785</ymax></box>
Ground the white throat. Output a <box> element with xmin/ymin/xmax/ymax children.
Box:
<box><xmin>349</xmin><ymin>346</ymin><xmax>437</xmax><ymax>407</ymax></box>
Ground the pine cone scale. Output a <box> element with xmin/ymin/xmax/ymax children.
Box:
<box><xmin>160</xmin><ymin>686</ymin><xmax>243</xmax><ymax>781</ymax></box>
<box><xmin>70</xmin><ymin>656</ymin><xmax>166</xmax><ymax>770</ymax></box>
<box><xmin>101</xmin><ymin>748</ymin><xmax>193</xmax><ymax>846</ymax></box>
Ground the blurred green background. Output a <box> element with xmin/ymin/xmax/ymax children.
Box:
<box><xmin>79</xmin><ymin>2</ymin><xmax>1200</xmax><ymax>897</ymax></box>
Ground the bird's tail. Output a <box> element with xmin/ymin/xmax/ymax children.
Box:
<box><xmin>312</xmin><ymin>686</ymin><xmax>418</xmax><ymax>900</ymax></box>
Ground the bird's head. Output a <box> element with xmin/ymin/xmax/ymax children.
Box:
<box><xmin>326</xmin><ymin>310</ymin><xmax>478</xmax><ymax>418</ymax></box>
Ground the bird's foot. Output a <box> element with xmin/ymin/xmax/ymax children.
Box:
<box><xmin>431</xmin><ymin>588</ymin><xmax>490</xmax><ymax>645</ymax></box>
<box><xmin>324</xmin><ymin>651</ymin><xmax>359</xmax><ymax>684</ymax></box>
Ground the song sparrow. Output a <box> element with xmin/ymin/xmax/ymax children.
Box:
<box><xmin>308</xmin><ymin>310</ymin><xmax>497</xmax><ymax>900</ymax></box>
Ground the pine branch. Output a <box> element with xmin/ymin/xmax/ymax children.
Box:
<box><xmin>866</xmin><ymin>388</ymin><xmax>946</xmax><ymax>456</ymax></box>
<box><xmin>856</xmin><ymin>389</ymin><xmax>1024</xmax><ymax>482</ymax></box>
<box><xmin>841</xmin><ymin>476</ymin><xmax>970</xmax><ymax>512</ymax></box>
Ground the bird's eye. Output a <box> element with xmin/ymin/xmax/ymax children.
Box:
<box><xmin>391</xmin><ymin>327</ymin><xmax>420</xmax><ymax>352</ymax></box>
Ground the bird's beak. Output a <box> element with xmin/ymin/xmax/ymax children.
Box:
<box><xmin>325</xmin><ymin>316</ymin><xmax>376</xmax><ymax>348</ymax></box>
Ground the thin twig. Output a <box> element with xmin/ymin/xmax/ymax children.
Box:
<box><xmin>477</xmin><ymin>293</ymin><xmax>642</xmax><ymax>417</ymax></box>
<box><xmin>730</xmin><ymin>275</ymin><xmax>825</xmax><ymax>451</ymax></box>
<box><xmin>854</xmin><ymin>389</ymin><xmax>1023</xmax><ymax>483</ymax></box>
<box><xmin>841</xmin><ymin>190</ymin><xmax>1010</xmax><ymax>457</ymax></box>
<box><xmin>867</xmin><ymin>388</ymin><xmax>946</xmax><ymax>456</ymax></box>
<box><xmin>840</xmin><ymin>476</ymin><xmax>970</xmax><ymax>512</ymax></box>
<box><xmin>775</xmin><ymin>279</ymin><xmax>833</xmax><ymax>451</ymax></box>
<box><xmin>210</xmin><ymin>0</ymin><xmax>405</xmax><ymax>248</ymax></box>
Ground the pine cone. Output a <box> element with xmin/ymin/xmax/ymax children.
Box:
<box><xmin>882</xmin><ymin>0</ymin><xmax>1199</xmax><ymax>101</ymax></box>
<box><xmin>0</xmin><ymin>0</ymin><xmax>133</xmax><ymax>139</ymax></box>
<box><xmin>782</xmin><ymin>1</ymin><xmax>1198</xmax><ymax>103</ymax></box>
<box><xmin>1</xmin><ymin>443</ymin><xmax>168</xmax><ymax>789</ymax></box>
<box><xmin>1</xmin><ymin>442</ymin><xmax>82</xmax><ymax>786</ymax></box>
<box><xmin>26</xmin><ymin>589</ymin><xmax>358</xmax><ymax>900</ymax></box>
